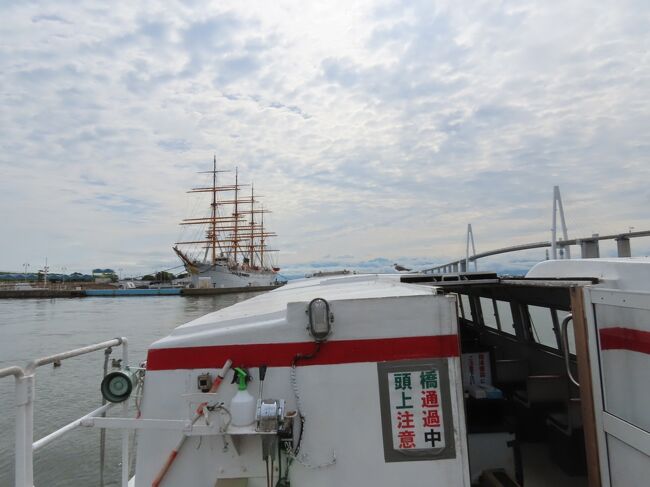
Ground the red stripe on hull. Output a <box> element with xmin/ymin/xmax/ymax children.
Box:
<box><xmin>600</xmin><ymin>327</ymin><xmax>650</xmax><ymax>355</ymax></box>
<box><xmin>147</xmin><ymin>334</ymin><xmax>459</xmax><ymax>371</ymax></box>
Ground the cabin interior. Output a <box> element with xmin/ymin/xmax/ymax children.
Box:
<box><xmin>418</xmin><ymin>274</ymin><xmax>594</xmax><ymax>487</ymax></box>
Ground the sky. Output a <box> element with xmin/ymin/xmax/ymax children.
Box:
<box><xmin>1</xmin><ymin>0</ymin><xmax>649</xmax><ymax>278</ymax></box>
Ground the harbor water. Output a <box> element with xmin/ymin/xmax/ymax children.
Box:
<box><xmin>0</xmin><ymin>294</ymin><xmax>260</xmax><ymax>486</ymax></box>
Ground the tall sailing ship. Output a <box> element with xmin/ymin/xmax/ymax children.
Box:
<box><xmin>173</xmin><ymin>157</ymin><xmax>280</xmax><ymax>288</ymax></box>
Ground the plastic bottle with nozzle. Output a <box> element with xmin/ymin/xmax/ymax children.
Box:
<box><xmin>230</xmin><ymin>367</ymin><xmax>256</xmax><ymax>426</ymax></box>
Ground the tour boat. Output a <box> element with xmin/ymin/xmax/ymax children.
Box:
<box><xmin>2</xmin><ymin>258</ymin><xmax>649</xmax><ymax>486</ymax></box>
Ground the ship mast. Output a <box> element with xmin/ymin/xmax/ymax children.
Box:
<box><xmin>260</xmin><ymin>204</ymin><xmax>265</xmax><ymax>268</ymax></box>
<box><xmin>233</xmin><ymin>167</ymin><xmax>239</xmax><ymax>264</ymax></box>
<box><xmin>211</xmin><ymin>155</ymin><xmax>217</xmax><ymax>265</ymax></box>
<box><xmin>175</xmin><ymin>157</ymin><xmax>232</xmax><ymax>265</ymax></box>
<box><xmin>250</xmin><ymin>184</ymin><xmax>255</xmax><ymax>266</ymax></box>
<box><xmin>174</xmin><ymin>158</ymin><xmax>279</xmax><ymax>274</ymax></box>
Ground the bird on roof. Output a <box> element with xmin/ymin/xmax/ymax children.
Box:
<box><xmin>393</xmin><ymin>263</ymin><xmax>412</xmax><ymax>272</ymax></box>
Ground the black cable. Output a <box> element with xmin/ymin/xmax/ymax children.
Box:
<box><xmin>295</xmin><ymin>416</ymin><xmax>306</xmax><ymax>456</ymax></box>
<box><xmin>279</xmin><ymin>446</ymin><xmax>292</xmax><ymax>487</ymax></box>
<box><xmin>290</xmin><ymin>342</ymin><xmax>321</xmax><ymax>368</ymax></box>
<box><xmin>286</xmin><ymin>445</ymin><xmax>290</xmax><ymax>477</ymax></box>
<box><xmin>290</xmin><ymin>341</ymin><xmax>323</xmax><ymax>456</ymax></box>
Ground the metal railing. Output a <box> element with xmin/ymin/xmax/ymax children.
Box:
<box><xmin>422</xmin><ymin>228</ymin><xmax>650</xmax><ymax>275</ymax></box>
<box><xmin>0</xmin><ymin>337</ymin><xmax>129</xmax><ymax>487</ymax></box>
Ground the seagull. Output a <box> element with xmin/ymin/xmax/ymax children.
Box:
<box><xmin>393</xmin><ymin>263</ymin><xmax>412</xmax><ymax>272</ymax></box>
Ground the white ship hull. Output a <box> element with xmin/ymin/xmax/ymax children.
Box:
<box><xmin>188</xmin><ymin>262</ymin><xmax>278</xmax><ymax>288</ymax></box>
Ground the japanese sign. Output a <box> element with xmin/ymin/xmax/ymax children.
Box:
<box><xmin>388</xmin><ymin>369</ymin><xmax>445</xmax><ymax>450</ymax></box>
<box><xmin>461</xmin><ymin>352</ymin><xmax>491</xmax><ymax>387</ymax></box>
<box><xmin>378</xmin><ymin>359</ymin><xmax>455</xmax><ymax>462</ymax></box>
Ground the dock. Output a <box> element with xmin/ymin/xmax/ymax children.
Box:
<box><xmin>0</xmin><ymin>289</ymin><xmax>86</xmax><ymax>299</ymax></box>
<box><xmin>0</xmin><ymin>284</ymin><xmax>283</xmax><ymax>299</ymax></box>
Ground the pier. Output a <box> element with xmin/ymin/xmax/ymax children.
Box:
<box><xmin>0</xmin><ymin>284</ymin><xmax>283</xmax><ymax>299</ymax></box>
<box><xmin>0</xmin><ymin>289</ymin><xmax>86</xmax><ymax>299</ymax></box>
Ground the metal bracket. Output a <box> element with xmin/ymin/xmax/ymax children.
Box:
<box><xmin>82</xmin><ymin>416</ymin><xmax>277</xmax><ymax>437</ymax></box>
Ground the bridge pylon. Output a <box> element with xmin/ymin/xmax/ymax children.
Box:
<box><xmin>466</xmin><ymin>224</ymin><xmax>478</xmax><ymax>271</ymax></box>
<box><xmin>551</xmin><ymin>186</ymin><xmax>571</xmax><ymax>260</ymax></box>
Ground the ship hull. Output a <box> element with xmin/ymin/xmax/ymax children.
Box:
<box><xmin>187</xmin><ymin>262</ymin><xmax>278</xmax><ymax>288</ymax></box>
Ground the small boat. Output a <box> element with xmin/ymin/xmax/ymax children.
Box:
<box><xmin>173</xmin><ymin>157</ymin><xmax>281</xmax><ymax>289</ymax></box>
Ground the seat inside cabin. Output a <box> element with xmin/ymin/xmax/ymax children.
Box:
<box><xmin>440</xmin><ymin>278</ymin><xmax>590</xmax><ymax>487</ymax></box>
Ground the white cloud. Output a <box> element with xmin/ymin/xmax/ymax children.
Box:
<box><xmin>0</xmin><ymin>0</ymin><xmax>648</xmax><ymax>275</ymax></box>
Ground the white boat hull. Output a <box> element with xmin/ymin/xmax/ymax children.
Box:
<box><xmin>136</xmin><ymin>275</ymin><xmax>470</xmax><ymax>486</ymax></box>
<box><xmin>188</xmin><ymin>263</ymin><xmax>278</xmax><ymax>288</ymax></box>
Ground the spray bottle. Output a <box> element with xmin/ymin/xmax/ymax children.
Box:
<box><xmin>230</xmin><ymin>367</ymin><xmax>256</xmax><ymax>426</ymax></box>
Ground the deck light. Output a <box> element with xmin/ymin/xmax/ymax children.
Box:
<box><xmin>101</xmin><ymin>369</ymin><xmax>135</xmax><ymax>403</ymax></box>
<box><xmin>308</xmin><ymin>298</ymin><xmax>333</xmax><ymax>342</ymax></box>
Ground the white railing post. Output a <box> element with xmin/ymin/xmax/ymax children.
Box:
<box><xmin>24</xmin><ymin>375</ymin><xmax>34</xmax><ymax>487</ymax></box>
<box><xmin>119</xmin><ymin>337</ymin><xmax>129</xmax><ymax>487</ymax></box>
<box><xmin>122</xmin><ymin>400</ymin><xmax>129</xmax><ymax>487</ymax></box>
<box><xmin>14</xmin><ymin>374</ymin><xmax>35</xmax><ymax>487</ymax></box>
<box><xmin>14</xmin><ymin>378</ymin><xmax>27</xmax><ymax>487</ymax></box>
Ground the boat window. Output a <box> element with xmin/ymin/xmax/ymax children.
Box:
<box><xmin>556</xmin><ymin>309</ymin><xmax>576</xmax><ymax>355</ymax></box>
<box><xmin>495</xmin><ymin>300</ymin><xmax>516</xmax><ymax>335</ymax></box>
<box><xmin>480</xmin><ymin>297</ymin><xmax>498</xmax><ymax>329</ymax></box>
<box><xmin>453</xmin><ymin>293</ymin><xmax>465</xmax><ymax>319</ymax></box>
<box><xmin>460</xmin><ymin>294</ymin><xmax>474</xmax><ymax>322</ymax></box>
<box><xmin>528</xmin><ymin>305</ymin><xmax>559</xmax><ymax>349</ymax></box>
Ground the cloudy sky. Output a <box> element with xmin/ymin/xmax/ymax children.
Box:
<box><xmin>1</xmin><ymin>0</ymin><xmax>649</xmax><ymax>278</ymax></box>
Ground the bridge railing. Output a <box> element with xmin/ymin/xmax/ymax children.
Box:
<box><xmin>422</xmin><ymin>229</ymin><xmax>650</xmax><ymax>275</ymax></box>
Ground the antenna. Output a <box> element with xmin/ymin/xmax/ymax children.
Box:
<box><xmin>551</xmin><ymin>186</ymin><xmax>570</xmax><ymax>260</ymax></box>
<box><xmin>465</xmin><ymin>224</ymin><xmax>477</xmax><ymax>272</ymax></box>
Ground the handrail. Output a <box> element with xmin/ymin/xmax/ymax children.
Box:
<box><xmin>0</xmin><ymin>366</ymin><xmax>25</xmax><ymax>380</ymax></box>
<box><xmin>33</xmin><ymin>402</ymin><xmax>116</xmax><ymax>451</ymax></box>
<box><xmin>560</xmin><ymin>315</ymin><xmax>580</xmax><ymax>387</ymax></box>
<box><xmin>0</xmin><ymin>337</ymin><xmax>130</xmax><ymax>487</ymax></box>
<box><xmin>25</xmin><ymin>337</ymin><xmax>127</xmax><ymax>374</ymax></box>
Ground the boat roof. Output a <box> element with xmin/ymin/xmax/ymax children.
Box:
<box><xmin>154</xmin><ymin>274</ymin><xmax>435</xmax><ymax>345</ymax></box>
<box><xmin>526</xmin><ymin>258</ymin><xmax>650</xmax><ymax>291</ymax></box>
<box><xmin>151</xmin><ymin>259</ymin><xmax>650</xmax><ymax>349</ymax></box>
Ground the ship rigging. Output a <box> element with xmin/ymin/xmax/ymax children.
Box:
<box><xmin>173</xmin><ymin>157</ymin><xmax>280</xmax><ymax>288</ymax></box>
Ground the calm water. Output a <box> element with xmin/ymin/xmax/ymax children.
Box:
<box><xmin>0</xmin><ymin>294</ymin><xmax>259</xmax><ymax>486</ymax></box>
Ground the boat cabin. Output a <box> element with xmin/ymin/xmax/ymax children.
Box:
<box><xmin>408</xmin><ymin>258</ymin><xmax>650</xmax><ymax>487</ymax></box>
